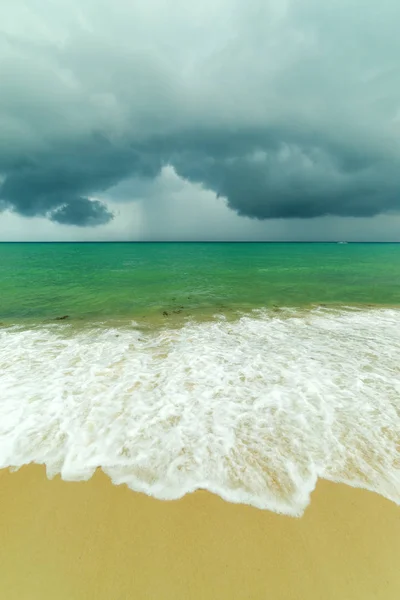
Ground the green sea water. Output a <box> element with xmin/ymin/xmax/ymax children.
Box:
<box><xmin>1</xmin><ymin>242</ymin><xmax>400</xmax><ymax>326</ymax></box>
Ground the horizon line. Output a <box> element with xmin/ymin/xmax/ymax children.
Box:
<box><xmin>1</xmin><ymin>240</ymin><xmax>400</xmax><ymax>244</ymax></box>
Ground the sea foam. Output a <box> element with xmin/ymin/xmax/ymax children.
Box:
<box><xmin>0</xmin><ymin>307</ymin><xmax>399</xmax><ymax>515</ymax></box>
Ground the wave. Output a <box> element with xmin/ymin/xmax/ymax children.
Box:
<box><xmin>0</xmin><ymin>307</ymin><xmax>399</xmax><ymax>516</ymax></box>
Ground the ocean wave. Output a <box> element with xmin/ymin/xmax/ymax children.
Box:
<box><xmin>0</xmin><ymin>307</ymin><xmax>399</xmax><ymax>515</ymax></box>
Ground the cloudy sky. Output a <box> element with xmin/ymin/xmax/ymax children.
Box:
<box><xmin>1</xmin><ymin>0</ymin><xmax>400</xmax><ymax>241</ymax></box>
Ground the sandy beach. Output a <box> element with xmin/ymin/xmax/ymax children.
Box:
<box><xmin>0</xmin><ymin>466</ymin><xmax>398</xmax><ymax>600</ymax></box>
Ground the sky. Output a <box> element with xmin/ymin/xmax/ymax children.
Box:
<box><xmin>1</xmin><ymin>0</ymin><xmax>400</xmax><ymax>241</ymax></box>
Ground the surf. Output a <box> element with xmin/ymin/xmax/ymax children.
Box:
<box><xmin>0</xmin><ymin>307</ymin><xmax>399</xmax><ymax>515</ymax></box>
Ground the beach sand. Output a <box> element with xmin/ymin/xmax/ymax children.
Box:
<box><xmin>0</xmin><ymin>466</ymin><xmax>399</xmax><ymax>600</ymax></box>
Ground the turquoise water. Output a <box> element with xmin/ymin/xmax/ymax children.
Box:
<box><xmin>1</xmin><ymin>242</ymin><xmax>399</xmax><ymax>514</ymax></box>
<box><xmin>1</xmin><ymin>242</ymin><xmax>400</xmax><ymax>324</ymax></box>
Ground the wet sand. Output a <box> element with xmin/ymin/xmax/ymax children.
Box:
<box><xmin>0</xmin><ymin>466</ymin><xmax>399</xmax><ymax>600</ymax></box>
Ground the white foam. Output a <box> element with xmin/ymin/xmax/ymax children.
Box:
<box><xmin>0</xmin><ymin>308</ymin><xmax>399</xmax><ymax>516</ymax></box>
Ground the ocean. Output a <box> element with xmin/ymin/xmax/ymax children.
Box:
<box><xmin>0</xmin><ymin>242</ymin><xmax>399</xmax><ymax>515</ymax></box>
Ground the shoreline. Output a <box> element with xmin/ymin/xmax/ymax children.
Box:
<box><xmin>2</xmin><ymin>301</ymin><xmax>400</xmax><ymax>331</ymax></box>
<box><xmin>0</xmin><ymin>465</ymin><xmax>399</xmax><ymax>600</ymax></box>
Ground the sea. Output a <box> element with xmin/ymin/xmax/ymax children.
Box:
<box><xmin>0</xmin><ymin>242</ymin><xmax>399</xmax><ymax>515</ymax></box>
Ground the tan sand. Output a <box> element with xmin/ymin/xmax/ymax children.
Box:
<box><xmin>0</xmin><ymin>466</ymin><xmax>399</xmax><ymax>600</ymax></box>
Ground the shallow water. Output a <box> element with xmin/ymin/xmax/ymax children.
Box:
<box><xmin>1</xmin><ymin>242</ymin><xmax>400</xmax><ymax>325</ymax></box>
<box><xmin>1</xmin><ymin>306</ymin><xmax>399</xmax><ymax>515</ymax></box>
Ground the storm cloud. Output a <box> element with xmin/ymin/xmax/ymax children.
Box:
<box><xmin>1</xmin><ymin>0</ymin><xmax>400</xmax><ymax>227</ymax></box>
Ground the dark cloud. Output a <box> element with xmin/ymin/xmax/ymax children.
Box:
<box><xmin>0</xmin><ymin>133</ymin><xmax>162</xmax><ymax>225</ymax></box>
<box><xmin>1</xmin><ymin>0</ymin><xmax>400</xmax><ymax>228</ymax></box>
<box><xmin>50</xmin><ymin>197</ymin><xmax>113</xmax><ymax>226</ymax></box>
<box><xmin>3</xmin><ymin>127</ymin><xmax>399</xmax><ymax>223</ymax></box>
<box><xmin>0</xmin><ymin>160</ymin><xmax>116</xmax><ymax>226</ymax></box>
<box><xmin>167</xmin><ymin>129</ymin><xmax>400</xmax><ymax>219</ymax></box>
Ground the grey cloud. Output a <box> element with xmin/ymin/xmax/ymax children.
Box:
<box><xmin>163</xmin><ymin>124</ymin><xmax>400</xmax><ymax>219</ymax></box>
<box><xmin>1</xmin><ymin>0</ymin><xmax>400</xmax><ymax>227</ymax></box>
<box><xmin>170</xmin><ymin>133</ymin><xmax>400</xmax><ymax>219</ymax></box>
<box><xmin>0</xmin><ymin>132</ymin><xmax>162</xmax><ymax>225</ymax></box>
<box><xmin>50</xmin><ymin>197</ymin><xmax>113</xmax><ymax>226</ymax></box>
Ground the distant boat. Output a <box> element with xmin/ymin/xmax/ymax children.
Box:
<box><xmin>337</xmin><ymin>241</ymin><xmax>348</xmax><ymax>244</ymax></box>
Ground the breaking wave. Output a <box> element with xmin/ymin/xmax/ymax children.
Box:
<box><xmin>0</xmin><ymin>307</ymin><xmax>399</xmax><ymax>515</ymax></box>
